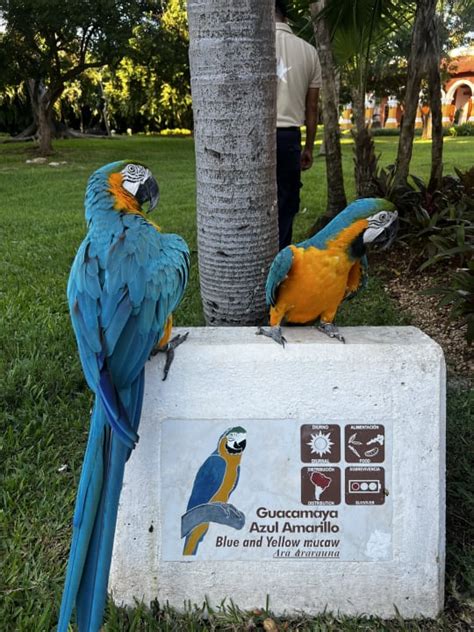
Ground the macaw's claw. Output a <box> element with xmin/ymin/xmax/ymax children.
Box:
<box><xmin>256</xmin><ymin>326</ymin><xmax>287</xmax><ymax>348</ymax></box>
<box><xmin>318</xmin><ymin>322</ymin><xmax>345</xmax><ymax>343</ymax></box>
<box><xmin>162</xmin><ymin>332</ymin><xmax>189</xmax><ymax>381</ymax></box>
<box><xmin>152</xmin><ymin>332</ymin><xmax>189</xmax><ymax>380</ymax></box>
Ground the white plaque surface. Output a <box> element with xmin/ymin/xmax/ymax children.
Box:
<box><xmin>110</xmin><ymin>326</ymin><xmax>446</xmax><ymax>619</ymax></box>
<box><xmin>161</xmin><ymin>419</ymin><xmax>392</xmax><ymax>562</ymax></box>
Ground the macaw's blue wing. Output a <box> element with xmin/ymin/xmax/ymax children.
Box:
<box><xmin>103</xmin><ymin>224</ymin><xmax>190</xmax><ymax>387</ymax></box>
<box><xmin>265</xmin><ymin>246</ymin><xmax>294</xmax><ymax>307</ymax></box>
<box><xmin>186</xmin><ymin>453</ymin><xmax>227</xmax><ymax>510</ymax></box>
<box><xmin>59</xmin><ymin>218</ymin><xmax>189</xmax><ymax>632</ymax></box>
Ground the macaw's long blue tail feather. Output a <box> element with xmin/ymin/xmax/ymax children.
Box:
<box><xmin>58</xmin><ymin>402</ymin><xmax>106</xmax><ymax>632</ymax></box>
<box><xmin>75</xmin><ymin>429</ymin><xmax>129</xmax><ymax>631</ymax></box>
<box><xmin>58</xmin><ymin>375</ymin><xmax>143</xmax><ymax>632</ymax></box>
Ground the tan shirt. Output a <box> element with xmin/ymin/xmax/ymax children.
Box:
<box><xmin>276</xmin><ymin>22</ymin><xmax>322</xmax><ymax>128</ymax></box>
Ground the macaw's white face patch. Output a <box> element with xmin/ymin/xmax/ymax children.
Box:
<box><xmin>363</xmin><ymin>210</ymin><xmax>398</xmax><ymax>245</ymax></box>
<box><xmin>226</xmin><ymin>430</ymin><xmax>247</xmax><ymax>452</ymax></box>
<box><xmin>121</xmin><ymin>164</ymin><xmax>150</xmax><ymax>196</ymax></box>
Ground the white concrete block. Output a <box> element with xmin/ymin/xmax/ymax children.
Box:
<box><xmin>110</xmin><ymin>326</ymin><xmax>446</xmax><ymax>618</ymax></box>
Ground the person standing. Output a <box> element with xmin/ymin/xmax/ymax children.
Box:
<box><xmin>275</xmin><ymin>0</ymin><xmax>321</xmax><ymax>249</ymax></box>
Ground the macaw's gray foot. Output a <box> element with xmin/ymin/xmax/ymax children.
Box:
<box><xmin>152</xmin><ymin>332</ymin><xmax>189</xmax><ymax>380</ymax></box>
<box><xmin>256</xmin><ymin>326</ymin><xmax>287</xmax><ymax>347</ymax></box>
<box><xmin>318</xmin><ymin>322</ymin><xmax>345</xmax><ymax>343</ymax></box>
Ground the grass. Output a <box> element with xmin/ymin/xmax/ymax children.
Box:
<box><xmin>0</xmin><ymin>135</ymin><xmax>473</xmax><ymax>631</ymax></box>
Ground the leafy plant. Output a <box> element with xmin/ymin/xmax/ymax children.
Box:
<box><xmin>454</xmin><ymin>166</ymin><xmax>474</xmax><ymax>196</ymax></box>
<box><xmin>159</xmin><ymin>127</ymin><xmax>192</xmax><ymax>136</ymax></box>
<box><xmin>371</xmin><ymin>127</ymin><xmax>423</xmax><ymax>136</ymax></box>
<box><xmin>425</xmin><ymin>261</ymin><xmax>474</xmax><ymax>344</ymax></box>
<box><xmin>374</xmin><ymin>165</ymin><xmax>474</xmax><ymax>269</ymax></box>
<box><xmin>450</xmin><ymin>122</ymin><xmax>474</xmax><ymax>137</ymax></box>
<box><xmin>375</xmin><ymin>164</ymin><xmax>474</xmax><ymax>343</ymax></box>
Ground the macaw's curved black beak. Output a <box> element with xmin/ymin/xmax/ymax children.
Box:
<box><xmin>136</xmin><ymin>175</ymin><xmax>160</xmax><ymax>213</ymax></box>
<box><xmin>373</xmin><ymin>215</ymin><xmax>399</xmax><ymax>250</ymax></box>
<box><xmin>227</xmin><ymin>439</ymin><xmax>247</xmax><ymax>454</ymax></box>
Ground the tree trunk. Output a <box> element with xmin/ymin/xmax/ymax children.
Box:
<box><xmin>187</xmin><ymin>0</ymin><xmax>278</xmax><ymax>325</ymax></box>
<box><xmin>310</xmin><ymin>1</ymin><xmax>347</xmax><ymax>218</ymax></box>
<box><xmin>427</xmin><ymin>16</ymin><xmax>443</xmax><ymax>190</ymax></box>
<box><xmin>351</xmin><ymin>87</ymin><xmax>378</xmax><ymax>197</ymax></box>
<box><xmin>394</xmin><ymin>0</ymin><xmax>437</xmax><ymax>188</ymax></box>
<box><xmin>11</xmin><ymin>121</ymin><xmax>37</xmax><ymax>140</ymax></box>
<box><xmin>37</xmin><ymin>99</ymin><xmax>54</xmax><ymax>155</ymax></box>
<box><xmin>99</xmin><ymin>80</ymin><xmax>112</xmax><ymax>137</ymax></box>
<box><xmin>26</xmin><ymin>79</ymin><xmax>55</xmax><ymax>154</ymax></box>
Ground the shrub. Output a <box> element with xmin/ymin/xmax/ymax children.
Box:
<box><xmin>159</xmin><ymin>128</ymin><xmax>192</xmax><ymax>136</ymax></box>
<box><xmin>426</xmin><ymin>262</ymin><xmax>474</xmax><ymax>344</ymax></box>
<box><xmin>371</xmin><ymin>127</ymin><xmax>422</xmax><ymax>137</ymax></box>
<box><xmin>375</xmin><ymin>165</ymin><xmax>474</xmax><ymax>343</ymax></box>
<box><xmin>450</xmin><ymin>122</ymin><xmax>474</xmax><ymax>137</ymax></box>
<box><xmin>375</xmin><ymin>166</ymin><xmax>473</xmax><ymax>266</ymax></box>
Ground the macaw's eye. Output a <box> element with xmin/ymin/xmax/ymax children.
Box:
<box><xmin>124</xmin><ymin>164</ymin><xmax>146</xmax><ymax>182</ymax></box>
<box><xmin>379</xmin><ymin>212</ymin><xmax>388</xmax><ymax>223</ymax></box>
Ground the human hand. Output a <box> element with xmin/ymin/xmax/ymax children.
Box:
<box><xmin>301</xmin><ymin>148</ymin><xmax>313</xmax><ymax>170</ymax></box>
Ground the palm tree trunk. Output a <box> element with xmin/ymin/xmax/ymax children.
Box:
<box><xmin>394</xmin><ymin>0</ymin><xmax>437</xmax><ymax>188</ymax></box>
<box><xmin>310</xmin><ymin>1</ymin><xmax>347</xmax><ymax>218</ymax></box>
<box><xmin>187</xmin><ymin>0</ymin><xmax>278</xmax><ymax>325</ymax></box>
<box><xmin>351</xmin><ymin>86</ymin><xmax>378</xmax><ymax>197</ymax></box>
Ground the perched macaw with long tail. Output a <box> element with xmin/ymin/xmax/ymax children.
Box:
<box><xmin>182</xmin><ymin>427</ymin><xmax>247</xmax><ymax>556</ymax></box>
<box><xmin>58</xmin><ymin>161</ymin><xmax>189</xmax><ymax>632</ymax></box>
<box><xmin>258</xmin><ymin>198</ymin><xmax>398</xmax><ymax>345</ymax></box>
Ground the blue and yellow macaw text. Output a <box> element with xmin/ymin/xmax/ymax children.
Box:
<box><xmin>182</xmin><ymin>427</ymin><xmax>247</xmax><ymax>556</ymax></box>
<box><xmin>260</xmin><ymin>198</ymin><xmax>398</xmax><ymax>344</ymax></box>
<box><xmin>58</xmin><ymin>160</ymin><xmax>189</xmax><ymax>632</ymax></box>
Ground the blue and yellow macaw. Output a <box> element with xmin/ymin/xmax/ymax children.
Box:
<box><xmin>58</xmin><ymin>161</ymin><xmax>189</xmax><ymax>632</ymax></box>
<box><xmin>182</xmin><ymin>427</ymin><xmax>247</xmax><ymax>555</ymax></box>
<box><xmin>258</xmin><ymin>198</ymin><xmax>398</xmax><ymax>345</ymax></box>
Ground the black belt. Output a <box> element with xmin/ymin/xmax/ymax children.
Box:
<box><xmin>277</xmin><ymin>126</ymin><xmax>299</xmax><ymax>132</ymax></box>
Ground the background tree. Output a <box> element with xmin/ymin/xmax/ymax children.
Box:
<box><xmin>187</xmin><ymin>0</ymin><xmax>278</xmax><ymax>325</ymax></box>
<box><xmin>0</xmin><ymin>0</ymin><xmax>151</xmax><ymax>154</ymax></box>
<box><xmin>105</xmin><ymin>0</ymin><xmax>191</xmax><ymax>132</ymax></box>
<box><xmin>319</xmin><ymin>0</ymin><xmax>408</xmax><ymax>197</ymax></box>
<box><xmin>426</xmin><ymin>12</ymin><xmax>443</xmax><ymax>190</ymax></box>
<box><xmin>393</xmin><ymin>0</ymin><xmax>439</xmax><ymax>189</ymax></box>
<box><xmin>394</xmin><ymin>0</ymin><xmax>473</xmax><ymax>190</ymax></box>
<box><xmin>310</xmin><ymin>0</ymin><xmax>347</xmax><ymax>220</ymax></box>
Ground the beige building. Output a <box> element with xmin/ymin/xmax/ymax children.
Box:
<box><xmin>339</xmin><ymin>45</ymin><xmax>474</xmax><ymax>129</ymax></box>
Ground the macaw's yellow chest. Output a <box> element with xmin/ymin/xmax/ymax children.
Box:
<box><xmin>211</xmin><ymin>443</ymin><xmax>242</xmax><ymax>503</ymax></box>
<box><xmin>271</xmin><ymin>245</ymin><xmax>355</xmax><ymax>325</ymax></box>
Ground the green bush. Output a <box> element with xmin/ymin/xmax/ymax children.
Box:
<box><xmin>375</xmin><ymin>165</ymin><xmax>473</xmax><ymax>268</ymax></box>
<box><xmin>159</xmin><ymin>128</ymin><xmax>192</xmax><ymax>136</ymax></box>
<box><xmin>375</xmin><ymin>165</ymin><xmax>474</xmax><ymax>343</ymax></box>
<box><xmin>371</xmin><ymin>127</ymin><xmax>422</xmax><ymax>137</ymax></box>
<box><xmin>403</xmin><ymin>174</ymin><xmax>472</xmax><ymax>269</ymax></box>
<box><xmin>449</xmin><ymin>122</ymin><xmax>474</xmax><ymax>137</ymax></box>
<box><xmin>426</xmin><ymin>261</ymin><xmax>474</xmax><ymax>344</ymax></box>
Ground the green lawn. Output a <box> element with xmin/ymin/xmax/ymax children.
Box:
<box><xmin>0</xmin><ymin>135</ymin><xmax>472</xmax><ymax>631</ymax></box>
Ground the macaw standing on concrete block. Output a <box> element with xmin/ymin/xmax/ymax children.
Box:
<box><xmin>58</xmin><ymin>161</ymin><xmax>189</xmax><ymax>632</ymax></box>
<box><xmin>258</xmin><ymin>198</ymin><xmax>398</xmax><ymax>345</ymax></box>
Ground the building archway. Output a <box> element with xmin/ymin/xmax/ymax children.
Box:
<box><xmin>446</xmin><ymin>79</ymin><xmax>474</xmax><ymax>124</ymax></box>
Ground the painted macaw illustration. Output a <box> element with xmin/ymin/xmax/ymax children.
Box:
<box><xmin>258</xmin><ymin>198</ymin><xmax>398</xmax><ymax>345</ymax></box>
<box><xmin>182</xmin><ymin>427</ymin><xmax>247</xmax><ymax>556</ymax></box>
<box><xmin>58</xmin><ymin>161</ymin><xmax>189</xmax><ymax>632</ymax></box>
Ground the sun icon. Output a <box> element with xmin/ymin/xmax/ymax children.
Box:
<box><xmin>307</xmin><ymin>432</ymin><xmax>334</xmax><ymax>457</ymax></box>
